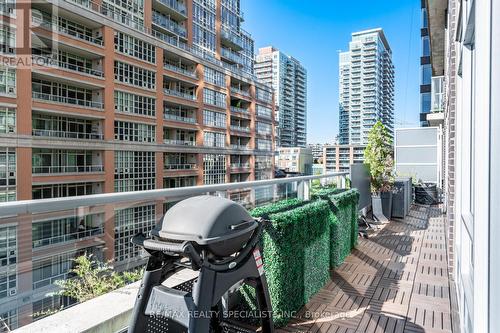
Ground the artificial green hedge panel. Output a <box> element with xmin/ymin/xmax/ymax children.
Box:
<box><xmin>250</xmin><ymin>198</ymin><xmax>306</xmax><ymax>218</ymax></box>
<box><xmin>251</xmin><ymin>200</ymin><xmax>330</xmax><ymax>326</ymax></box>
<box><xmin>316</xmin><ymin>189</ymin><xmax>360</xmax><ymax>267</ymax></box>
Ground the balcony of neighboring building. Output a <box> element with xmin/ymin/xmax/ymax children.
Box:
<box><xmin>163</xmin><ymin>79</ymin><xmax>198</xmax><ymax>106</ymax></box>
<box><xmin>427</xmin><ymin>76</ymin><xmax>445</xmax><ymax>126</ymax></box>
<box><xmin>30</xmin><ymin>7</ymin><xmax>104</xmax><ymax>50</ymax></box>
<box><xmin>230</xmin><ymin>118</ymin><xmax>251</xmax><ymax>136</ymax></box>
<box><xmin>230</xmin><ymin>98</ymin><xmax>251</xmax><ymax>117</ymax></box>
<box><xmin>32</xmin><ymin>213</ymin><xmax>105</xmax><ymax>250</ymax></box>
<box><xmin>163</xmin><ymin>175</ymin><xmax>197</xmax><ymax>188</ymax></box>
<box><xmin>230</xmin><ymin>78</ymin><xmax>251</xmax><ymax>99</ymax></box>
<box><xmin>220</xmin><ymin>25</ymin><xmax>244</xmax><ymax>51</ymax></box>
<box><xmin>32</xmin><ymin>75</ymin><xmax>104</xmax><ymax>112</ymax></box>
<box><xmin>163</xmin><ymin>127</ymin><xmax>197</xmax><ymax>146</ymax></box>
<box><xmin>230</xmin><ymin>136</ymin><xmax>251</xmax><ymax>150</ymax></box>
<box><xmin>163</xmin><ymin>103</ymin><xmax>197</xmax><ymax>126</ymax></box>
<box><xmin>152</xmin><ymin>0</ymin><xmax>187</xmax><ymax>21</ymax></box>
<box><xmin>163</xmin><ymin>53</ymin><xmax>198</xmax><ymax>82</ymax></box>
<box><xmin>163</xmin><ymin>153</ymin><xmax>198</xmax><ymax>177</ymax></box>
<box><xmin>230</xmin><ymin>173</ymin><xmax>250</xmax><ymax>183</ymax></box>
<box><xmin>32</xmin><ymin>111</ymin><xmax>104</xmax><ymax>141</ymax></box>
<box><xmin>32</xmin><ymin>181</ymin><xmax>103</xmax><ymax>200</ymax></box>
<box><xmin>31</xmin><ymin>44</ymin><xmax>104</xmax><ymax>84</ymax></box>
<box><xmin>230</xmin><ymin>155</ymin><xmax>251</xmax><ymax>173</ymax></box>
<box><xmin>152</xmin><ymin>10</ymin><xmax>187</xmax><ymax>40</ymax></box>
<box><xmin>220</xmin><ymin>46</ymin><xmax>244</xmax><ymax>66</ymax></box>
<box><xmin>32</xmin><ymin>149</ymin><xmax>105</xmax><ymax>181</ymax></box>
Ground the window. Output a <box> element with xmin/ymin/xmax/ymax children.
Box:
<box><xmin>114</xmin><ymin>61</ymin><xmax>156</xmax><ymax>89</ymax></box>
<box><xmin>164</xmin><ymin>176</ymin><xmax>196</xmax><ymax>188</ymax></box>
<box><xmin>420</xmin><ymin>92</ymin><xmax>431</xmax><ymax>114</ymax></box>
<box><xmin>256</xmin><ymin>139</ymin><xmax>272</xmax><ymax>151</ymax></box>
<box><xmin>0</xmin><ymin>67</ymin><xmax>15</xmax><ymax>95</ymax></box>
<box><xmin>0</xmin><ymin>107</ymin><xmax>15</xmax><ymax>134</ymax></box>
<box><xmin>256</xmin><ymin>121</ymin><xmax>272</xmax><ymax>135</ymax></box>
<box><xmin>422</xmin><ymin>36</ymin><xmax>430</xmax><ymax>57</ymax></box>
<box><xmin>0</xmin><ymin>148</ymin><xmax>15</xmax><ymax>202</ymax></box>
<box><xmin>114</xmin><ymin>151</ymin><xmax>156</xmax><ymax>192</ymax></box>
<box><xmin>204</xmin><ymin>131</ymin><xmax>226</xmax><ymax>147</ymax></box>
<box><xmin>256</xmin><ymin>104</ymin><xmax>272</xmax><ymax>118</ymax></box>
<box><xmin>114</xmin><ymin>91</ymin><xmax>155</xmax><ymax>117</ymax></box>
<box><xmin>32</xmin><ymin>183</ymin><xmax>98</xmax><ymax>199</ymax></box>
<box><xmin>114</xmin><ymin>204</ymin><xmax>155</xmax><ymax>263</ymax></box>
<box><xmin>256</xmin><ymin>88</ymin><xmax>272</xmax><ymax>103</ymax></box>
<box><xmin>204</xmin><ymin>67</ymin><xmax>226</xmax><ymax>87</ymax></box>
<box><xmin>421</xmin><ymin>64</ymin><xmax>431</xmax><ymax>85</ymax></box>
<box><xmin>32</xmin><ymin>149</ymin><xmax>100</xmax><ymax>174</ymax></box>
<box><xmin>203</xmin><ymin>109</ymin><xmax>226</xmax><ymax>128</ymax></box>
<box><xmin>203</xmin><ymin>88</ymin><xmax>226</xmax><ymax>108</ymax></box>
<box><xmin>102</xmin><ymin>0</ymin><xmax>144</xmax><ymax>30</ymax></box>
<box><xmin>203</xmin><ymin>154</ymin><xmax>226</xmax><ymax>184</ymax></box>
<box><xmin>192</xmin><ymin>1</ymin><xmax>216</xmax><ymax>53</ymax></box>
<box><xmin>114</xmin><ymin>120</ymin><xmax>155</xmax><ymax>142</ymax></box>
<box><xmin>115</xmin><ymin>32</ymin><xmax>155</xmax><ymax>63</ymax></box>
<box><xmin>32</xmin><ymin>79</ymin><xmax>98</xmax><ymax>107</ymax></box>
<box><xmin>0</xmin><ymin>309</ymin><xmax>17</xmax><ymax>330</ymax></box>
<box><xmin>0</xmin><ymin>224</ymin><xmax>17</xmax><ymax>300</ymax></box>
<box><xmin>0</xmin><ymin>25</ymin><xmax>15</xmax><ymax>54</ymax></box>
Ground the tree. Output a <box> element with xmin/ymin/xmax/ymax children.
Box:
<box><xmin>363</xmin><ymin>121</ymin><xmax>394</xmax><ymax>193</ymax></box>
<box><xmin>55</xmin><ymin>254</ymin><xmax>143</xmax><ymax>303</ymax></box>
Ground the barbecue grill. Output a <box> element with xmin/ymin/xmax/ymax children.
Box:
<box><xmin>128</xmin><ymin>195</ymin><xmax>274</xmax><ymax>333</ymax></box>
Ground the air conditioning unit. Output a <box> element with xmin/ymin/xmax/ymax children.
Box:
<box><xmin>95</xmin><ymin>30</ymin><xmax>103</xmax><ymax>38</ymax></box>
<box><xmin>9</xmin><ymin>288</ymin><xmax>16</xmax><ymax>296</ymax></box>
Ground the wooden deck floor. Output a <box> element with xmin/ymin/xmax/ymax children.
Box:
<box><xmin>279</xmin><ymin>205</ymin><xmax>457</xmax><ymax>333</ymax></box>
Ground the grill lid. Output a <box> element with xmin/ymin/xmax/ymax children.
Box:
<box><xmin>153</xmin><ymin>195</ymin><xmax>257</xmax><ymax>245</ymax></box>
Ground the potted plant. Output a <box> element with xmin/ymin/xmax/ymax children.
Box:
<box><xmin>364</xmin><ymin>121</ymin><xmax>394</xmax><ymax>220</ymax></box>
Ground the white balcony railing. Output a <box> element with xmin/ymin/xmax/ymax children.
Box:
<box><xmin>230</xmin><ymin>162</ymin><xmax>250</xmax><ymax>169</ymax></box>
<box><xmin>164</xmin><ymin>139</ymin><xmax>195</xmax><ymax>146</ymax></box>
<box><xmin>152</xmin><ymin>12</ymin><xmax>187</xmax><ymax>38</ymax></box>
<box><xmin>230</xmin><ymin>86</ymin><xmax>250</xmax><ymax>97</ymax></box>
<box><xmin>164</xmin><ymin>88</ymin><xmax>196</xmax><ymax>101</ymax></box>
<box><xmin>32</xmin><ymin>91</ymin><xmax>104</xmax><ymax>109</ymax></box>
<box><xmin>164</xmin><ymin>113</ymin><xmax>196</xmax><ymax>124</ymax></box>
<box><xmin>231</xmin><ymin>106</ymin><xmax>248</xmax><ymax>113</ymax></box>
<box><xmin>31</xmin><ymin>16</ymin><xmax>104</xmax><ymax>46</ymax></box>
<box><xmin>164</xmin><ymin>163</ymin><xmax>197</xmax><ymax>170</ymax></box>
<box><xmin>32</xmin><ymin>129</ymin><xmax>104</xmax><ymax>140</ymax></box>
<box><xmin>32</xmin><ymin>165</ymin><xmax>104</xmax><ymax>174</ymax></box>
<box><xmin>230</xmin><ymin>125</ymin><xmax>250</xmax><ymax>132</ymax></box>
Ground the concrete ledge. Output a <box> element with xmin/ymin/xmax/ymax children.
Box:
<box><xmin>14</xmin><ymin>269</ymin><xmax>197</xmax><ymax>333</ymax></box>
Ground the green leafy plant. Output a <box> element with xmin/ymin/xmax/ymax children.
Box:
<box><xmin>55</xmin><ymin>254</ymin><xmax>143</xmax><ymax>303</ymax></box>
<box><xmin>364</xmin><ymin>121</ymin><xmax>394</xmax><ymax>193</ymax></box>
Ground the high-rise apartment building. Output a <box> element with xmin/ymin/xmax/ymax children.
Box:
<box><xmin>338</xmin><ymin>28</ymin><xmax>394</xmax><ymax>145</ymax></box>
<box><xmin>420</xmin><ymin>0</ymin><xmax>432</xmax><ymax>126</ymax></box>
<box><xmin>0</xmin><ymin>0</ymin><xmax>274</xmax><ymax>327</ymax></box>
<box><xmin>255</xmin><ymin>46</ymin><xmax>307</xmax><ymax>147</ymax></box>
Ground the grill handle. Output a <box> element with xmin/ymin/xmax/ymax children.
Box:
<box><xmin>131</xmin><ymin>233</ymin><xmax>185</xmax><ymax>253</ymax></box>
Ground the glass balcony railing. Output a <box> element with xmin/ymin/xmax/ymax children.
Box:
<box><xmin>33</xmin><ymin>227</ymin><xmax>104</xmax><ymax>249</ymax></box>
<box><xmin>164</xmin><ymin>88</ymin><xmax>196</xmax><ymax>101</ymax></box>
<box><xmin>164</xmin><ymin>138</ymin><xmax>195</xmax><ymax>146</ymax></box>
<box><xmin>32</xmin><ymin>129</ymin><xmax>104</xmax><ymax>140</ymax></box>
<box><xmin>32</xmin><ymin>91</ymin><xmax>104</xmax><ymax>109</ymax></box>
<box><xmin>164</xmin><ymin>112</ymin><xmax>196</xmax><ymax>124</ymax></box>
<box><xmin>230</xmin><ymin>86</ymin><xmax>251</xmax><ymax>97</ymax></box>
<box><xmin>230</xmin><ymin>125</ymin><xmax>250</xmax><ymax>133</ymax></box>
<box><xmin>156</xmin><ymin>0</ymin><xmax>187</xmax><ymax>17</ymax></box>
<box><xmin>152</xmin><ymin>12</ymin><xmax>187</xmax><ymax>38</ymax></box>
<box><xmin>164</xmin><ymin>163</ymin><xmax>197</xmax><ymax>170</ymax></box>
<box><xmin>230</xmin><ymin>162</ymin><xmax>250</xmax><ymax>169</ymax></box>
<box><xmin>231</xmin><ymin>106</ymin><xmax>248</xmax><ymax>113</ymax></box>
<box><xmin>32</xmin><ymin>165</ymin><xmax>104</xmax><ymax>174</ymax></box>
<box><xmin>33</xmin><ymin>56</ymin><xmax>104</xmax><ymax>77</ymax></box>
<box><xmin>164</xmin><ymin>63</ymin><xmax>197</xmax><ymax>78</ymax></box>
<box><xmin>0</xmin><ymin>172</ymin><xmax>349</xmax><ymax>332</ymax></box>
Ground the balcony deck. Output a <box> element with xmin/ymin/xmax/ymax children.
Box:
<box><xmin>279</xmin><ymin>205</ymin><xmax>459</xmax><ymax>333</ymax></box>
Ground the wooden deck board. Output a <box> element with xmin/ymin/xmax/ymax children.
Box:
<box><xmin>281</xmin><ymin>205</ymin><xmax>457</xmax><ymax>333</ymax></box>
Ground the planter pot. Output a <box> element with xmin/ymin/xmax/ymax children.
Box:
<box><xmin>415</xmin><ymin>184</ymin><xmax>438</xmax><ymax>205</ymax></box>
<box><xmin>380</xmin><ymin>191</ymin><xmax>393</xmax><ymax>219</ymax></box>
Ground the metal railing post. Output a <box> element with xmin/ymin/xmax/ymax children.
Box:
<box><xmin>303</xmin><ymin>179</ymin><xmax>311</xmax><ymax>201</ymax></box>
<box><xmin>297</xmin><ymin>180</ymin><xmax>304</xmax><ymax>200</ymax></box>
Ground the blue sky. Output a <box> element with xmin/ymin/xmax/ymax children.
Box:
<box><xmin>241</xmin><ymin>0</ymin><xmax>422</xmax><ymax>143</ymax></box>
